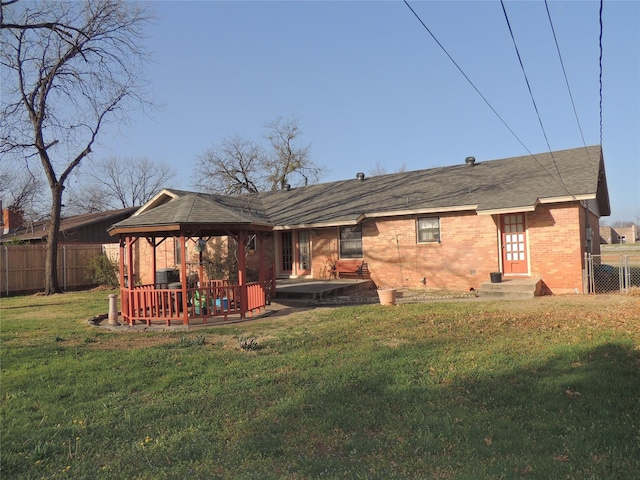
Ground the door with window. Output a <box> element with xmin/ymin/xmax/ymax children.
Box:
<box><xmin>297</xmin><ymin>230</ymin><xmax>311</xmax><ymax>275</ymax></box>
<box><xmin>279</xmin><ymin>230</ymin><xmax>311</xmax><ymax>276</ymax></box>
<box><xmin>280</xmin><ymin>231</ymin><xmax>294</xmax><ymax>275</ymax></box>
<box><xmin>501</xmin><ymin>214</ymin><xmax>528</xmax><ymax>274</ymax></box>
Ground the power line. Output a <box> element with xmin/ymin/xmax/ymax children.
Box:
<box><xmin>499</xmin><ymin>0</ymin><xmax>569</xmax><ymax>194</ymax></box>
<box><xmin>403</xmin><ymin>0</ymin><xmax>571</xmax><ymax>194</ymax></box>
<box><xmin>402</xmin><ymin>1</ymin><xmax>524</xmax><ymax>152</ymax></box>
<box><xmin>544</xmin><ymin>0</ymin><xmax>595</xmax><ymax>166</ymax></box>
<box><xmin>598</xmin><ymin>0</ymin><xmax>604</xmax><ymax>147</ymax></box>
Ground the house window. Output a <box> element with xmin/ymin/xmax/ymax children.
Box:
<box><xmin>417</xmin><ymin>217</ymin><xmax>440</xmax><ymax>243</ymax></box>
<box><xmin>339</xmin><ymin>225</ymin><xmax>362</xmax><ymax>258</ymax></box>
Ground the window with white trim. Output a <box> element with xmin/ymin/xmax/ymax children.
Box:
<box><xmin>417</xmin><ymin>217</ymin><xmax>440</xmax><ymax>243</ymax></box>
<box><xmin>339</xmin><ymin>225</ymin><xmax>362</xmax><ymax>258</ymax></box>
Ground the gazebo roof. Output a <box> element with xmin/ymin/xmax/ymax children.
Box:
<box><xmin>108</xmin><ymin>193</ymin><xmax>272</xmax><ymax>236</ymax></box>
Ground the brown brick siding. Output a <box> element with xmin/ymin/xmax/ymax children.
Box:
<box><xmin>130</xmin><ymin>203</ymin><xmax>594</xmax><ymax>294</ymax></box>
<box><xmin>359</xmin><ymin>213</ymin><xmax>500</xmax><ymax>291</ymax></box>
<box><xmin>527</xmin><ymin>203</ymin><xmax>586</xmax><ymax>294</ymax></box>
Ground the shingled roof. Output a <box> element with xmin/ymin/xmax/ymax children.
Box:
<box><xmin>1</xmin><ymin>207</ymin><xmax>137</xmax><ymax>243</ymax></box>
<box><xmin>109</xmin><ymin>145</ymin><xmax>609</xmax><ymax>235</ymax></box>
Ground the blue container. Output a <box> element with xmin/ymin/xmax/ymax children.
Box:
<box><xmin>215</xmin><ymin>298</ymin><xmax>229</xmax><ymax>311</ymax></box>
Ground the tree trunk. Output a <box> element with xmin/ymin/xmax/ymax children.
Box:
<box><xmin>43</xmin><ymin>185</ymin><xmax>63</xmax><ymax>294</ymax></box>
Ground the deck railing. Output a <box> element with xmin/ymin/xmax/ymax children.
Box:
<box><xmin>121</xmin><ymin>280</ymin><xmax>267</xmax><ymax>326</ymax></box>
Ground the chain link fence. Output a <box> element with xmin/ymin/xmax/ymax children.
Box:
<box><xmin>586</xmin><ymin>253</ymin><xmax>640</xmax><ymax>293</ymax></box>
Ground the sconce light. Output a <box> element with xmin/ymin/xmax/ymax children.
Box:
<box><xmin>194</xmin><ymin>238</ymin><xmax>207</xmax><ymax>253</ymax></box>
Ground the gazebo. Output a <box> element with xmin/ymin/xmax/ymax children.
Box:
<box><xmin>108</xmin><ymin>193</ymin><xmax>275</xmax><ymax>326</ymax></box>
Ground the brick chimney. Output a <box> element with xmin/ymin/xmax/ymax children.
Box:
<box><xmin>3</xmin><ymin>207</ymin><xmax>24</xmax><ymax>234</ymax></box>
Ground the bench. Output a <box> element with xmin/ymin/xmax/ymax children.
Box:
<box><xmin>333</xmin><ymin>260</ymin><xmax>370</xmax><ymax>279</ymax></box>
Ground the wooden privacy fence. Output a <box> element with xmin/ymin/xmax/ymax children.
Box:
<box><xmin>0</xmin><ymin>243</ymin><xmax>105</xmax><ymax>296</ymax></box>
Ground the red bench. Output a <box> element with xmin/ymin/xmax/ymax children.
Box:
<box><xmin>332</xmin><ymin>260</ymin><xmax>370</xmax><ymax>279</ymax></box>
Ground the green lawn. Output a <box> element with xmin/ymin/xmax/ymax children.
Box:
<box><xmin>1</xmin><ymin>290</ymin><xmax>639</xmax><ymax>479</ymax></box>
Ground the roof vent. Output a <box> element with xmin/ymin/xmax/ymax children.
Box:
<box><xmin>465</xmin><ymin>156</ymin><xmax>476</xmax><ymax>166</ymax></box>
<box><xmin>284</xmin><ymin>184</ymin><xmax>291</xmax><ymax>191</ymax></box>
<box><xmin>356</xmin><ymin>172</ymin><xmax>365</xmax><ymax>181</ymax></box>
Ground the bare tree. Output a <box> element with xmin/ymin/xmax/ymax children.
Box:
<box><xmin>195</xmin><ymin>117</ymin><xmax>324</xmax><ymax>195</ymax></box>
<box><xmin>367</xmin><ymin>160</ymin><xmax>408</xmax><ymax>177</ymax></box>
<box><xmin>0</xmin><ymin>157</ymin><xmax>41</xmax><ymax>211</ymax></box>
<box><xmin>64</xmin><ymin>156</ymin><xmax>176</xmax><ymax>213</ymax></box>
<box><xmin>263</xmin><ymin>116</ymin><xmax>324</xmax><ymax>191</ymax></box>
<box><xmin>194</xmin><ymin>135</ymin><xmax>266</xmax><ymax>195</ymax></box>
<box><xmin>1</xmin><ymin>0</ymin><xmax>153</xmax><ymax>294</ymax></box>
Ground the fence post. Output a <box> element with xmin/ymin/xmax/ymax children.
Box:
<box><xmin>3</xmin><ymin>246</ymin><xmax>8</xmax><ymax>296</ymax></box>
<box><xmin>622</xmin><ymin>254</ymin><xmax>629</xmax><ymax>293</ymax></box>
<box><xmin>63</xmin><ymin>244</ymin><xmax>67</xmax><ymax>291</ymax></box>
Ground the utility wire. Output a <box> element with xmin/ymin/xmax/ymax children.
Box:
<box><xmin>544</xmin><ymin>0</ymin><xmax>595</xmax><ymax>166</ymax></box>
<box><xmin>500</xmin><ymin>0</ymin><xmax>569</xmax><ymax>194</ymax></box>
<box><xmin>403</xmin><ymin>0</ymin><xmax>570</xmax><ymax>194</ymax></box>
<box><xmin>598</xmin><ymin>0</ymin><xmax>604</xmax><ymax>147</ymax></box>
<box><xmin>402</xmin><ymin>1</ymin><xmax>526</xmax><ymax>154</ymax></box>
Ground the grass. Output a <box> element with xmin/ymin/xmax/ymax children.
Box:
<box><xmin>1</xmin><ymin>289</ymin><xmax>639</xmax><ymax>479</ymax></box>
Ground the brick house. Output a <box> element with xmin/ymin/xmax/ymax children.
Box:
<box><xmin>1</xmin><ymin>207</ymin><xmax>136</xmax><ymax>244</ymax></box>
<box><xmin>600</xmin><ymin>225</ymin><xmax>639</xmax><ymax>244</ymax></box>
<box><xmin>113</xmin><ymin>145</ymin><xmax>609</xmax><ymax>297</ymax></box>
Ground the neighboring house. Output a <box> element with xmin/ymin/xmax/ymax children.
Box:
<box><xmin>114</xmin><ymin>145</ymin><xmax>609</xmax><ymax>296</ymax></box>
<box><xmin>0</xmin><ymin>207</ymin><xmax>137</xmax><ymax>244</ymax></box>
<box><xmin>600</xmin><ymin>225</ymin><xmax>639</xmax><ymax>244</ymax></box>
<box><xmin>1</xmin><ymin>207</ymin><xmax>137</xmax><ymax>294</ymax></box>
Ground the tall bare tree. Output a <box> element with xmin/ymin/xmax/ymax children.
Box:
<box><xmin>366</xmin><ymin>160</ymin><xmax>408</xmax><ymax>177</ymax></box>
<box><xmin>194</xmin><ymin>135</ymin><xmax>266</xmax><ymax>195</ymax></box>
<box><xmin>1</xmin><ymin>0</ymin><xmax>153</xmax><ymax>294</ymax></box>
<box><xmin>263</xmin><ymin>116</ymin><xmax>323</xmax><ymax>191</ymax></box>
<box><xmin>65</xmin><ymin>156</ymin><xmax>177</xmax><ymax>213</ymax></box>
<box><xmin>195</xmin><ymin>117</ymin><xmax>324</xmax><ymax>195</ymax></box>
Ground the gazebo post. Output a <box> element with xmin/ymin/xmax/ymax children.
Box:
<box><xmin>151</xmin><ymin>237</ymin><xmax>157</xmax><ymax>289</ymax></box>
<box><xmin>237</xmin><ymin>230</ymin><xmax>247</xmax><ymax>318</ymax></box>
<box><xmin>118</xmin><ymin>236</ymin><xmax>127</xmax><ymax>322</ymax></box>
<box><xmin>179</xmin><ymin>233</ymin><xmax>189</xmax><ymax>325</ymax></box>
<box><xmin>258</xmin><ymin>233</ymin><xmax>265</xmax><ymax>286</ymax></box>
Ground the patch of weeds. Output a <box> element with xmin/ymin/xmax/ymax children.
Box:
<box><xmin>54</xmin><ymin>336</ymin><xmax>64</xmax><ymax>342</ymax></box>
<box><xmin>238</xmin><ymin>336</ymin><xmax>259</xmax><ymax>351</ymax></box>
<box><xmin>83</xmin><ymin>336</ymin><xmax>97</xmax><ymax>344</ymax></box>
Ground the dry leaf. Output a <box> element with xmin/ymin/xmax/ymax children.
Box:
<box><xmin>565</xmin><ymin>387</ymin><xmax>581</xmax><ymax>399</ymax></box>
<box><xmin>519</xmin><ymin>464</ymin><xmax>533</xmax><ymax>475</ymax></box>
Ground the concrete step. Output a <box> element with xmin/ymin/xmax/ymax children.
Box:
<box><xmin>478</xmin><ymin>277</ymin><xmax>542</xmax><ymax>299</ymax></box>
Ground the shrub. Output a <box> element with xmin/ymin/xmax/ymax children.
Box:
<box><xmin>85</xmin><ymin>254</ymin><xmax>119</xmax><ymax>287</ymax></box>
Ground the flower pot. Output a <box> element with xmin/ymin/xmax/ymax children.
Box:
<box><xmin>377</xmin><ymin>288</ymin><xmax>396</xmax><ymax>306</ymax></box>
<box><xmin>490</xmin><ymin>272</ymin><xmax>502</xmax><ymax>283</ymax></box>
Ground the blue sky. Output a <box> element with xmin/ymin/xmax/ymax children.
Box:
<box><xmin>96</xmin><ymin>0</ymin><xmax>639</xmax><ymax>223</ymax></box>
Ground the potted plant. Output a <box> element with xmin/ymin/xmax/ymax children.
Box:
<box><xmin>376</xmin><ymin>286</ymin><xmax>397</xmax><ymax>306</ymax></box>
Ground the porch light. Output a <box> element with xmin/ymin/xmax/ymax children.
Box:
<box><xmin>195</xmin><ymin>238</ymin><xmax>207</xmax><ymax>253</ymax></box>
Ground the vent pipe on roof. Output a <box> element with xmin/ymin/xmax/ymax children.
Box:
<box><xmin>284</xmin><ymin>184</ymin><xmax>291</xmax><ymax>191</ymax></box>
<box><xmin>356</xmin><ymin>172</ymin><xmax>365</xmax><ymax>181</ymax></box>
<box><xmin>465</xmin><ymin>156</ymin><xmax>476</xmax><ymax>166</ymax></box>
